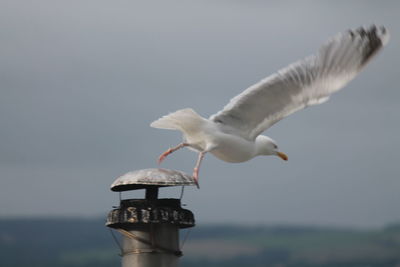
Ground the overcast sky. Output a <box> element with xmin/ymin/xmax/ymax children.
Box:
<box><xmin>0</xmin><ymin>0</ymin><xmax>399</xmax><ymax>228</ymax></box>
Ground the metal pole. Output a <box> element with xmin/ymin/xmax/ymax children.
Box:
<box><xmin>119</xmin><ymin>224</ymin><xmax>180</xmax><ymax>267</ymax></box>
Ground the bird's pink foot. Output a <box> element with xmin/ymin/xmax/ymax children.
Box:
<box><xmin>157</xmin><ymin>143</ymin><xmax>189</xmax><ymax>165</ymax></box>
<box><xmin>158</xmin><ymin>149</ymin><xmax>172</xmax><ymax>164</ymax></box>
<box><xmin>192</xmin><ymin>168</ymin><xmax>200</xmax><ymax>189</ymax></box>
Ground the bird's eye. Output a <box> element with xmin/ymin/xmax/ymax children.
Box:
<box><xmin>273</xmin><ymin>144</ymin><xmax>278</xmax><ymax>149</ymax></box>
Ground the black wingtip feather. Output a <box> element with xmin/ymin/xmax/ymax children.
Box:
<box><xmin>348</xmin><ymin>25</ymin><xmax>387</xmax><ymax>66</ymax></box>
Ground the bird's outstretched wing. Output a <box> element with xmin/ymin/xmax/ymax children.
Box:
<box><xmin>210</xmin><ymin>25</ymin><xmax>389</xmax><ymax>140</ymax></box>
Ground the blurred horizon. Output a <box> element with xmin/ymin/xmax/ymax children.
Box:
<box><xmin>2</xmin><ymin>215</ymin><xmax>400</xmax><ymax>230</ymax></box>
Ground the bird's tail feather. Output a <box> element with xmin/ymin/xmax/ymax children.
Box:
<box><xmin>150</xmin><ymin>108</ymin><xmax>205</xmax><ymax>134</ymax></box>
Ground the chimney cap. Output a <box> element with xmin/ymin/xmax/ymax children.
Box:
<box><xmin>110</xmin><ymin>168</ymin><xmax>196</xmax><ymax>192</ymax></box>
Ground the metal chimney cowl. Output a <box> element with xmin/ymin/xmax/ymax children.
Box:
<box><xmin>106</xmin><ymin>168</ymin><xmax>196</xmax><ymax>267</ymax></box>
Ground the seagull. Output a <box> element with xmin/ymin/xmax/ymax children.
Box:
<box><xmin>151</xmin><ymin>25</ymin><xmax>389</xmax><ymax>188</ymax></box>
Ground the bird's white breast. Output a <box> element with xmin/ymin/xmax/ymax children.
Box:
<box><xmin>209</xmin><ymin>133</ymin><xmax>257</xmax><ymax>163</ymax></box>
<box><xmin>181</xmin><ymin>119</ymin><xmax>257</xmax><ymax>163</ymax></box>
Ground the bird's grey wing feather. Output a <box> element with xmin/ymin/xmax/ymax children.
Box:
<box><xmin>210</xmin><ymin>25</ymin><xmax>389</xmax><ymax>140</ymax></box>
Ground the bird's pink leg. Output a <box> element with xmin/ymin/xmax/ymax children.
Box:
<box><xmin>192</xmin><ymin>151</ymin><xmax>206</xmax><ymax>189</ymax></box>
<box><xmin>158</xmin><ymin>143</ymin><xmax>189</xmax><ymax>164</ymax></box>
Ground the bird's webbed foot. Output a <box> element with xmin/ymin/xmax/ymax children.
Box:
<box><xmin>157</xmin><ymin>143</ymin><xmax>189</xmax><ymax>164</ymax></box>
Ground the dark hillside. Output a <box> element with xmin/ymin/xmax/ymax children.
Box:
<box><xmin>1</xmin><ymin>219</ymin><xmax>399</xmax><ymax>267</ymax></box>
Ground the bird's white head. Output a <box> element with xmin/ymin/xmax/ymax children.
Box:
<box><xmin>255</xmin><ymin>135</ymin><xmax>288</xmax><ymax>161</ymax></box>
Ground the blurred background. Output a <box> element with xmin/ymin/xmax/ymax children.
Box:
<box><xmin>0</xmin><ymin>0</ymin><xmax>399</xmax><ymax>266</ymax></box>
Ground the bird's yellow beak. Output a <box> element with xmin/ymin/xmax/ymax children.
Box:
<box><xmin>276</xmin><ymin>151</ymin><xmax>288</xmax><ymax>161</ymax></box>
